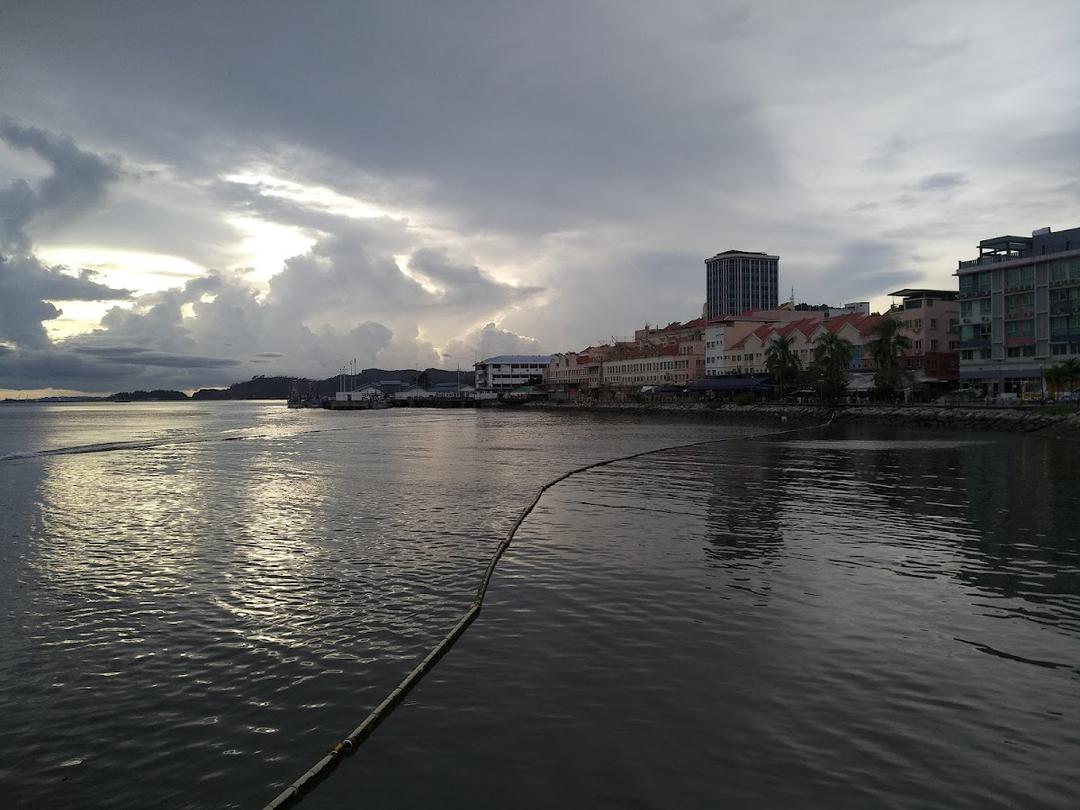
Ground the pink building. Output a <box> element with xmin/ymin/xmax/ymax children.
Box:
<box><xmin>887</xmin><ymin>288</ymin><xmax>961</xmax><ymax>383</ymax></box>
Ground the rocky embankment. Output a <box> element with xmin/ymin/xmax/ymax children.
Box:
<box><xmin>527</xmin><ymin>400</ymin><xmax>1080</xmax><ymax>434</ymax></box>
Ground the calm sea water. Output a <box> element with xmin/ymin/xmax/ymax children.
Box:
<box><xmin>1</xmin><ymin>403</ymin><xmax>1078</xmax><ymax>808</ymax></box>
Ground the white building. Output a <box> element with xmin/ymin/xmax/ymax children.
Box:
<box><xmin>335</xmin><ymin>384</ymin><xmax>384</xmax><ymax>402</ymax></box>
<box><xmin>474</xmin><ymin>355</ymin><xmax>553</xmax><ymax>391</ymax></box>
<box><xmin>393</xmin><ymin>386</ymin><xmax>434</xmax><ymax>402</ymax></box>
<box><xmin>431</xmin><ymin>383</ymin><xmax>476</xmax><ymax>399</ymax></box>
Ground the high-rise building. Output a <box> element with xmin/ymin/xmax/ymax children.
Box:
<box><xmin>705</xmin><ymin>250</ymin><xmax>779</xmax><ymax>319</ymax></box>
<box><xmin>956</xmin><ymin>225</ymin><xmax>1080</xmax><ymax>397</ymax></box>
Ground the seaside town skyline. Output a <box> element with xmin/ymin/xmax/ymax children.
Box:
<box><xmin>2</xmin><ymin>3</ymin><xmax>1078</xmax><ymax>397</ymax></box>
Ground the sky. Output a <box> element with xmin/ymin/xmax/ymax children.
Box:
<box><xmin>1</xmin><ymin>1</ymin><xmax>1078</xmax><ymax>396</ymax></box>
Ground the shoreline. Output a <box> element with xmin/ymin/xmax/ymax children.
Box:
<box><xmin>522</xmin><ymin>400</ymin><xmax>1080</xmax><ymax>434</ymax></box>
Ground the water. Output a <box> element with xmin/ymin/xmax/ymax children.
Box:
<box><xmin>2</xmin><ymin>404</ymin><xmax>1078</xmax><ymax>808</ymax></box>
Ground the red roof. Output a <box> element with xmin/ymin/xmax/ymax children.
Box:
<box><xmin>730</xmin><ymin>323</ymin><xmax>775</xmax><ymax>350</ymax></box>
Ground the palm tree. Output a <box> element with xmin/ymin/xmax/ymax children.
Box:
<box><xmin>764</xmin><ymin>334</ymin><xmax>802</xmax><ymax>398</ymax></box>
<box><xmin>866</xmin><ymin>318</ymin><xmax>912</xmax><ymax>399</ymax></box>
<box><xmin>812</xmin><ymin>332</ymin><xmax>852</xmax><ymax>402</ymax></box>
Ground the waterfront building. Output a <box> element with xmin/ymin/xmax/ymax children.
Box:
<box><xmin>721</xmin><ymin>313</ymin><xmax>886</xmax><ymax>376</ymax></box>
<box><xmin>956</xmin><ymin>225</ymin><xmax>1080</xmax><ymax>397</ymax></box>
<box><xmin>705</xmin><ymin>307</ymin><xmax>828</xmax><ymax>377</ymax></box>
<box><xmin>633</xmin><ymin>318</ymin><xmax>706</xmax><ymax>381</ymax></box>
<box><xmin>335</xmin><ymin>384</ymin><xmax>384</xmax><ymax>402</ymax></box>
<box><xmin>430</xmin><ymin>382</ymin><xmax>476</xmax><ymax>399</ymax></box>
<box><xmin>705</xmin><ymin>250</ymin><xmax>780</xmax><ymax>319</ymax></box>
<box><xmin>474</xmin><ymin>355</ymin><xmax>554</xmax><ymax>392</ymax></box>
<box><xmin>601</xmin><ymin>345</ymin><xmax>695</xmax><ymax>389</ymax></box>
<box><xmin>544</xmin><ymin>351</ymin><xmax>604</xmax><ymax>397</ymax></box>
<box><xmin>634</xmin><ymin>318</ymin><xmax>706</xmax><ymax>346</ymax></box>
<box><xmin>887</xmin><ymin>288</ymin><xmax>960</xmax><ymax>384</ymax></box>
<box><xmin>393</xmin><ymin>386</ymin><xmax>434</xmax><ymax>402</ymax></box>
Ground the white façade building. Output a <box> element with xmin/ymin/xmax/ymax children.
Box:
<box><xmin>474</xmin><ymin>355</ymin><xmax>553</xmax><ymax>391</ymax></box>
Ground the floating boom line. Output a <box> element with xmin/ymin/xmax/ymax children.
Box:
<box><xmin>262</xmin><ymin>416</ymin><xmax>833</xmax><ymax>809</ymax></box>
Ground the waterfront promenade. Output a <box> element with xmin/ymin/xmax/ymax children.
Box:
<box><xmin>525</xmin><ymin>400</ymin><xmax>1080</xmax><ymax>434</ymax></box>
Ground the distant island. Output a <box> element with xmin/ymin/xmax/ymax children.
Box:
<box><xmin>2</xmin><ymin>367</ymin><xmax>476</xmax><ymax>403</ymax></box>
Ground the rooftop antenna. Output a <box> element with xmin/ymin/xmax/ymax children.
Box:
<box><xmin>790</xmin><ymin>286</ymin><xmax>795</xmax><ymax>306</ymax></box>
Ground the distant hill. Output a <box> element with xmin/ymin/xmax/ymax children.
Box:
<box><xmin>191</xmin><ymin>368</ymin><xmax>475</xmax><ymax>401</ymax></box>
<box><xmin>112</xmin><ymin>389</ymin><xmax>189</xmax><ymax>401</ymax></box>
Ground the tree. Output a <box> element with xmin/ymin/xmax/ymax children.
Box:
<box><xmin>811</xmin><ymin>331</ymin><xmax>852</xmax><ymax>402</ymax></box>
<box><xmin>1045</xmin><ymin>364</ymin><xmax>1065</xmax><ymax>400</ymax></box>
<box><xmin>763</xmin><ymin>334</ymin><xmax>802</xmax><ymax>398</ymax></box>
<box><xmin>866</xmin><ymin>318</ymin><xmax>912</xmax><ymax>399</ymax></box>
<box><xmin>1046</xmin><ymin>358</ymin><xmax>1080</xmax><ymax>398</ymax></box>
<box><xmin>1062</xmin><ymin>358</ymin><xmax>1080</xmax><ymax>390</ymax></box>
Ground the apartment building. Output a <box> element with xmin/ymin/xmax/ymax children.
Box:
<box><xmin>705</xmin><ymin>250</ymin><xmax>780</xmax><ymax>319</ymax></box>
<box><xmin>956</xmin><ymin>225</ymin><xmax>1080</xmax><ymax>396</ymax></box>
<box><xmin>887</xmin><ymin>288</ymin><xmax>960</xmax><ymax>383</ymax></box>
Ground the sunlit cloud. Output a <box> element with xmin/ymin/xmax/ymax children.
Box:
<box><xmin>222</xmin><ymin>172</ymin><xmax>397</xmax><ymax>221</ymax></box>
<box><xmin>42</xmin><ymin>300</ymin><xmax>117</xmax><ymax>341</ymax></box>
<box><xmin>35</xmin><ymin>246</ymin><xmax>207</xmax><ymax>293</ymax></box>
<box><xmin>225</xmin><ymin>215</ymin><xmax>316</xmax><ymax>284</ymax></box>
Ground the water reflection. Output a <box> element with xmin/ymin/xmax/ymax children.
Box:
<box><xmin>303</xmin><ymin>425</ymin><xmax>1080</xmax><ymax>810</ymax></box>
<box><xmin>6</xmin><ymin>407</ymin><xmax>1080</xmax><ymax>809</ymax></box>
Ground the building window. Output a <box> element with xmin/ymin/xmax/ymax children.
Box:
<box><xmin>1005</xmin><ymin>319</ymin><xmax>1035</xmax><ymax>338</ymax></box>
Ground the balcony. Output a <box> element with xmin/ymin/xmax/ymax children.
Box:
<box><xmin>1004</xmin><ymin>310</ymin><xmax>1034</xmax><ymax>321</ymax></box>
<box><xmin>958</xmin><ymin>289</ymin><xmax>992</xmax><ymax>300</ymax></box>
<box><xmin>959</xmin><ymin>338</ymin><xmax>991</xmax><ymax>349</ymax></box>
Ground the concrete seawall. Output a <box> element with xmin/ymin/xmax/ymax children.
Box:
<box><xmin>524</xmin><ymin>400</ymin><xmax>1080</xmax><ymax>435</ymax></box>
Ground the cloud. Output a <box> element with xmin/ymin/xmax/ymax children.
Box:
<box><xmin>0</xmin><ymin>254</ymin><xmax>131</xmax><ymax>348</ymax></box>
<box><xmin>407</xmin><ymin>248</ymin><xmax>544</xmax><ymax>309</ymax></box>
<box><xmin>2</xmin><ymin>3</ymin><xmax>1080</xmax><ymax>390</ymax></box>
<box><xmin>0</xmin><ymin>116</ymin><xmax>119</xmax><ymax>252</ymax></box>
<box><xmin>443</xmin><ymin>322</ymin><xmax>544</xmax><ymax>363</ymax></box>
<box><xmin>918</xmin><ymin>172</ymin><xmax>967</xmax><ymax>192</ymax></box>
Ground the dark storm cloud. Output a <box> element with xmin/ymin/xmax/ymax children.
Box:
<box><xmin>0</xmin><ymin>2</ymin><xmax>778</xmax><ymax>235</ymax></box>
<box><xmin>71</xmin><ymin>345</ymin><xmax>237</xmax><ymax>368</ymax></box>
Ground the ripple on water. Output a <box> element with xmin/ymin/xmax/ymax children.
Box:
<box><xmin>304</xmin><ymin>429</ymin><xmax>1080</xmax><ymax>810</ymax></box>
